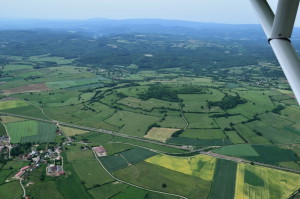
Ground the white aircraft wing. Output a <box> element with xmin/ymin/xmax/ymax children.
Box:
<box><xmin>250</xmin><ymin>0</ymin><xmax>300</xmax><ymax>105</ymax></box>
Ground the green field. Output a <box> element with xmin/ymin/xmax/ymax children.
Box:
<box><xmin>65</xmin><ymin>146</ymin><xmax>114</xmax><ymax>189</ymax></box>
<box><xmin>120</xmin><ymin>147</ymin><xmax>156</xmax><ymax>164</ymax></box>
<box><xmin>208</xmin><ymin>159</ymin><xmax>237</xmax><ymax>199</ymax></box>
<box><xmin>225</xmin><ymin>131</ymin><xmax>246</xmax><ymax>144</ymax></box>
<box><xmin>213</xmin><ymin>144</ymin><xmax>298</xmax><ymax>165</ymax></box>
<box><xmin>213</xmin><ymin>144</ymin><xmax>259</xmax><ymax>157</ymax></box>
<box><xmin>185</xmin><ymin>113</ymin><xmax>218</xmax><ymax>129</ymax></box>
<box><xmin>145</xmin><ymin>127</ymin><xmax>180</xmax><ymax>142</ymax></box>
<box><xmin>114</xmin><ymin>162</ymin><xmax>211</xmax><ymax>199</ymax></box>
<box><xmin>100</xmin><ymin>155</ymin><xmax>129</xmax><ymax>172</ymax></box>
<box><xmin>180</xmin><ymin>129</ymin><xmax>226</xmax><ymax>140</ymax></box>
<box><xmin>168</xmin><ymin>137</ymin><xmax>232</xmax><ymax>146</ymax></box>
<box><xmin>0</xmin><ymin>122</ymin><xmax>6</xmax><ymax>136</ymax></box>
<box><xmin>105</xmin><ymin>110</ymin><xmax>159</xmax><ymax>136</ymax></box>
<box><xmin>145</xmin><ymin>154</ymin><xmax>216</xmax><ymax>181</ymax></box>
<box><xmin>234</xmin><ymin>124</ymin><xmax>271</xmax><ymax>144</ymax></box>
<box><xmin>0</xmin><ymin>181</ymin><xmax>23</xmax><ymax>199</ymax></box>
<box><xmin>6</xmin><ymin>120</ymin><xmax>57</xmax><ymax>143</ymax></box>
<box><xmin>235</xmin><ymin>164</ymin><xmax>300</xmax><ymax>199</ymax></box>
<box><xmin>0</xmin><ymin>100</ymin><xmax>29</xmax><ymax>111</ymax></box>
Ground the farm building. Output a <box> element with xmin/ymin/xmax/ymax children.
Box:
<box><xmin>46</xmin><ymin>165</ymin><xmax>65</xmax><ymax>176</ymax></box>
<box><xmin>93</xmin><ymin>146</ymin><xmax>107</xmax><ymax>157</ymax></box>
<box><xmin>20</xmin><ymin>166</ymin><xmax>30</xmax><ymax>171</ymax></box>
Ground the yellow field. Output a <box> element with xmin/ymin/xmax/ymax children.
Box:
<box><xmin>60</xmin><ymin>126</ymin><xmax>89</xmax><ymax>136</ymax></box>
<box><xmin>0</xmin><ymin>100</ymin><xmax>29</xmax><ymax>111</ymax></box>
<box><xmin>145</xmin><ymin>154</ymin><xmax>216</xmax><ymax>181</ymax></box>
<box><xmin>0</xmin><ymin>116</ymin><xmax>27</xmax><ymax>123</ymax></box>
<box><xmin>144</xmin><ymin>127</ymin><xmax>180</xmax><ymax>142</ymax></box>
<box><xmin>235</xmin><ymin>163</ymin><xmax>300</xmax><ymax>199</ymax></box>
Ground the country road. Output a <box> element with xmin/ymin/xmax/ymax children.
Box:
<box><xmin>0</xmin><ymin>112</ymin><xmax>190</xmax><ymax>151</ymax></box>
<box><xmin>2</xmin><ymin>111</ymin><xmax>300</xmax><ymax>175</ymax></box>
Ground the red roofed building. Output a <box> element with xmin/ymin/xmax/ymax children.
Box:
<box><xmin>20</xmin><ymin>166</ymin><xmax>30</xmax><ymax>171</ymax></box>
<box><xmin>93</xmin><ymin>146</ymin><xmax>107</xmax><ymax>157</ymax></box>
<box><xmin>15</xmin><ymin>170</ymin><xmax>25</xmax><ymax>178</ymax></box>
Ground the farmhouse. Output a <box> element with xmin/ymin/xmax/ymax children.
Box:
<box><xmin>46</xmin><ymin>165</ymin><xmax>65</xmax><ymax>176</ymax></box>
<box><xmin>93</xmin><ymin>146</ymin><xmax>107</xmax><ymax>157</ymax></box>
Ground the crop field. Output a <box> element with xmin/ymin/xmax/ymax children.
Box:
<box><xmin>208</xmin><ymin>159</ymin><xmax>237</xmax><ymax>199</ymax></box>
<box><xmin>6</xmin><ymin>120</ymin><xmax>57</xmax><ymax>143</ymax></box>
<box><xmin>3</xmin><ymin>83</ymin><xmax>50</xmax><ymax>95</ymax></box>
<box><xmin>46</xmin><ymin>78</ymin><xmax>100</xmax><ymax>89</ymax></box>
<box><xmin>158</xmin><ymin>116</ymin><xmax>187</xmax><ymax>129</ymax></box>
<box><xmin>88</xmin><ymin>183</ymin><xmax>130</xmax><ymax>199</ymax></box>
<box><xmin>180</xmin><ymin>128</ymin><xmax>226</xmax><ymax>140</ymax></box>
<box><xmin>235</xmin><ymin>164</ymin><xmax>300</xmax><ymax>199</ymax></box>
<box><xmin>215</xmin><ymin>115</ymin><xmax>248</xmax><ymax>129</ymax></box>
<box><xmin>120</xmin><ymin>147</ymin><xmax>156</xmax><ymax>164</ymax></box>
<box><xmin>118</xmin><ymin>97</ymin><xmax>179</xmax><ymax>111</ymax></box>
<box><xmin>102</xmin><ymin>143</ymin><xmax>134</xmax><ymax>155</ymax></box>
<box><xmin>112</xmin><ymin>136</ymin><xmax>186</xmax><ymax>154</ymax></box>
<box><xmin>225</xmin><ymin>131</ymin><xmax>246</xmax><ymax>144</ymax></box>
<box><xmin>178</xmin><ymin>92</ymin><xmax>224</xmax><ymax>113</ymax></box>
<box><xmin>185</xmin><ymin>113</ymin><xmax>218</xmax><ymax>129</ymax></box>
<box><xmin>234</xmin><ymin>124</ymin><xmax>271</xmax><ymax>144</ymax></box>
<box><xmin>284</xmin><ymin>124</ymin><xmax>300</xmax><ymax>136</ymax></box>
<box><xmin>258</xmin><ymin>112</ymin><xmax>293</xmax><ymax>128</ymax></box>
<box><xmin>105</xmin><ymin>110</ymin><xmax>159</xmax><ymax>136</ymax></box>
<box><xmin>114</xmin><ymin>162</ymin><xmax>211</xmax><ymax>199</ymax></box>
<box><xmin>168</xmin><ymin>137</ymin><xmax>231</xmax><ymax>146</ymax></box>
<box><xmin>2</xmin><ymin>64</ymin><xmax>33</xmax><ymax>71</ymax></box>
<box><xmin>213</xmin><ymin>144</ymin><xmax>260</xmax><ymax>157</ymax></box>
<box><xmin>281</xmin><ymin>106</ymin><xmax>300</xmax><ymax>123</ymax></box>
<box><xmin>60</xmin><ymin>126</ymin><xmax>89</xmax><ymax>136</ymax></box>
<box><xmin>0</xmin><ymin>100</ymin><xmax>29</xmax><ymax>111</ymax></box>
<box><xmin>100</xmin><ymin>155</ymin><xmax>129</xmax><ymax>172</ymax></box>
<box><xmin>112</xmin><ymin>186</ymin><xmax>148</xmax><ymax>199</ymax></box>
<box><xmin>246</xmin><ymin>121</ymin><xmax>300</xmax><ymax>144</ymax></box>
<box><xmin>65</xmin><ymin>146</ymin><xmax>114</xmax><ymax>189</ymax></box>
<box><xmin>228</xmin><ymin>102</ymin><xmax>263</xmax><ymax>118</ymax></box>
<box><xmin>1</xmin><ymin>104</ymin><xmax>49</xmax><ymax>120</ymax></box>
<box><xmin>144</xmin><ymin>127</ymin><xmax>180</xmax><ymax>142</ymax></box>
<box><xmin>0</xmin><ymin>116</ymin><xmax>27</xmax><ymax>123</ymax></box>
<box><xmin>214</xmin><ymin>144</ymin><xmax>298</xmax><ymax>165</ymax></box>
<box><xmin>145</xmin><ymin>154</ymin><xmax>216</xmax><ymax>181</ymax></box>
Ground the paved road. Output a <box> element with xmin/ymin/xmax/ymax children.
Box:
<box><xmin>201</xmin><ymin>151</ymin><xmax>300</xmax><ymax>174</ymax></box>
<box><xmin>0</xmin><ymin>112</ymin><xmax>190</xmax><ymax>151</ymax></box>
<box><xmin>2</xmin><ymin>112</ymin><xmax>300</xmax><ymax>174</ymax></box>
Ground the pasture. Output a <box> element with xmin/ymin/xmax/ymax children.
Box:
<box><xmin>0</xmin><ymin>181</ymin><xmax>23</xmax><ymax>199</ymax></box>
<box><xmin>158</xmin><ymin>116</ymin><xmax>187</xmax><ymax>129</ymax></box>
<box><xmin>114</xmin><ymin>162</ymin><xmax>211</xmax><ymax>199</ymax></box>
<box><xmin>180</xmin><ymin>128</ymin><xmax>226</xmax><ymax>140</ymax></box>
<box><xmin>0</xmin><ymin>116</ymin><xmax>26</xmax><ymax>123</ymax></box>
<box><xmin>225</xmin><ymin>131</ymin><xmax>246</xmax><ymax>144</ymax></box>
<box><xmin>185</xmin><ymin>113</ymin><xmax>218</xmax><ymax>129</ymax></box>
<box><xmin>105</xmin><ymin>110</ymin><xmax>159</xmax><ymax>136</ymax></box>
<box><xmin>144</xmin><ymin>127</ymin><xmax>180</xmax><ymax>142</ymax></box>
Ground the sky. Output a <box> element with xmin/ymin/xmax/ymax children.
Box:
<box><xmin>1</xmin><ymin>0</ymin><xmax>300</xmax><ymax>26</ymax></box>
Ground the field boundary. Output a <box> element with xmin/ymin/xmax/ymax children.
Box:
<box><xmin>91</xmin><ymin>146</ymin><xmax>188</xmax><ymax>199</ymax></box>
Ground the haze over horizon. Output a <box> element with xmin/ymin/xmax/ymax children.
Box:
<box><xmin>1</xmin><ymin>0</ymin><xmax>300</xmax><ymax>27</ymax></box>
